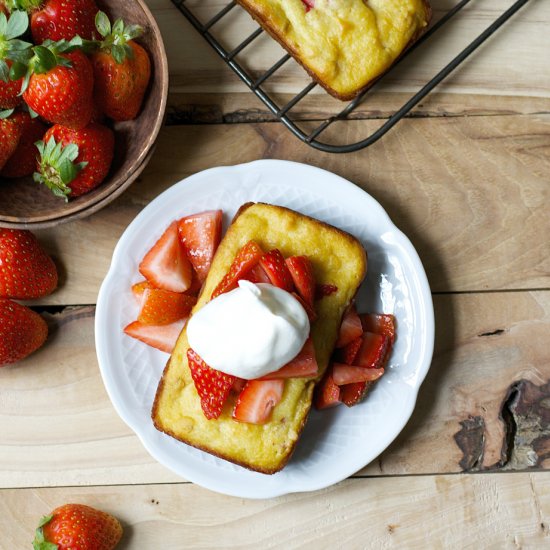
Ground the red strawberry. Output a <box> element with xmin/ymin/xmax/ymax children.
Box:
<box><xmin>34</xmin><ymin>123</ymin><xmax>114</xmax><ymax>199</ymax></box>
<box><xmin>139</xmin><ymin>221</ymin><xmax>193</xmax><ymax>293</ymax></box>
<box><xmin>231</xmin><ymin>377</ymin><xmax>247</xmax><ymax>394</ymax></box>
<box><xmin>1</xmin><ymin>112</ymin><xmax>47</xmax><ymax>178</ymax></box>
<box><xmin>211</xmin><ymin>240</ymin><xmax>263</xmax><ymax>298</ymax></box>
<box><xmin>243</xmin><ymin>263</ymin><xmax>271</xmax><ymax>284</ymax></box>
<box><xmin>340</xmin><ymin>382</ymin><xmax>370</xmax><ymax>407</ymax></box>
<box><xmin>33</xmin><ymin>503</ymin><xmax>122</xmax><ymax>550</ymax></box>
<box><xmin>261</xmin><ymin>338</ymin><xmax>318</xmax><ymax>379</ymax></box>
<box><xmin>0</xmin><ymin>11</ymin><xmax>32</xmax><ymax>109</ymax></box>
<box><xmin>337</xmin><ymin>336</ymin><xmax>363</xmax><ymax>365</ymax></box>
<box><xmin>314</xmin><ymin>366</ymin><xmax>340</xmax><ymax>410</ymax></box>
<box><xmin>332</xmin><ymin>364</ymin><xmax>384</xmax><ymax>385</ymax></box>
<box><xmin>354</xmin><ymin>332</ymin><xmax>389</xmax><ymax>369</ymax></box>
<box><xmin>315</xmin><ymin>283</ymin><xmax>338</xmax><ymax>299</ymax></box>
<box><xmin>285</xmin><ymin>256</ymin><xmax>315</xmax><ymax>307</ymax></box>
<box><xmin>0</xmin><ymin>228</ymin><xmax>58</xmax><ymax>299</ymax></box>
<box><xmin>291</xmin><ymin>291</ymin><xmax>317</xmax><ymax>322</ymax></box>
<box><xmin>259</xmin><ymin>249</ymin><xmax>294</xmax><ymax>292</ymax></box>
<box><xmin>0</xmin><ymin>109</ymin><xmax>24</xmax><ymax>170</ymax></box>
<box><xmin>301</xmin><ymin>0</ymin><xmax>315</xmax><ymax>11</ymax></box>
<box><xmin>178</xmin><ymin>210</ymin><xmax>222</xmax><ymax>282</ymax></box>
<box><xmin>124</xmin><ymin>318</ymin><xmax>185</xmax><ymax>354</ymax></box>
<box><xmin>91</xmin><ymin>12</ymin><xmax>151</xmax><ymax>121</ymax></box>
<box><xmin>185</xmin><ymin>271</ymin><xmax>204</xmax><ymax>297</ymax></box>
<box><xmin>131</xmin><ymin>280</ymin><xmax>152</xmax><ymax>302</ymax></box>
<box><xmin>335</xmin><ymin>304</ymin><xmax>363</xmax><ymax>347</ymax></box>
<box><xmin>360</xmin><ymin>313</ymin><xmax>396</xmax><ymax>345</ymax></box>
<box><xmin>30</xmin><ymin>0</ymin><xmax>99</xmax><ymax>44</ymax></box>
<box><xmin>0</xmin><ymin>298</ymin><xmax>48</xmax><ymax>365</ymax></box>
<box><xmin>187</xmin><ymin>348</ymin><xmax>235</xmax><ymax>420</ymax></box>
<box><xmin>24</xmin><ymin>47</ymin><xmax>94</xmax><ymax>130</ymax></box>
<box><xmin>232</xmin><ymin>379</ymin><xmax>284</xmax><ymax>425</ymax></box>
<box><xmin>138</xmin><ymin>288</ymin><xmax>196</xmax><ymax>326</ymax></box>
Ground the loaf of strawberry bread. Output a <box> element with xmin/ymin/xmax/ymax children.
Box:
<box><xmin>236</xmin><ymin>0</ymin><xmax>432</xmax><ymax>100</ymax></box>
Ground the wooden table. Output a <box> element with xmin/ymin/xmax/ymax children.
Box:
<box><xmin>2</xmin><ymin>0</ymin><xmax>549</xmax><ymax>547</ymax></box>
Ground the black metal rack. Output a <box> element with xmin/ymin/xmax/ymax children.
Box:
<box><xmin>171</xmin><ymin>0</ymin><xmax>531</xmax><ymax>153</ymax></box>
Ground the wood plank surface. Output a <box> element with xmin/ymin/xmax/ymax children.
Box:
<box><xmin>32</xmin><ymin>113</ymin><xmax>550</xmax><ymax>306</ymax></box>
<box><xmin>2</xmin><ymin>290</ymin><xmax>548</xmax><ymax>488</ymax></box>
<box><xmin>2</xmin><ymin>472</ymin><xmax>550</xmax><ymax>549</ymax></box>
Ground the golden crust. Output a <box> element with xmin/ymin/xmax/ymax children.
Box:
<box><xmin>235</xmin><ymin>0</ymin><xmax>432</xmax><ymax>101</ymax></box>
<box><xmin>152</xmin><ymin>203</ymin><xmax>367</xmax><ymax>474</ymax></box>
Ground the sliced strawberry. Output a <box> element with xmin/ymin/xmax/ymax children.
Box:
<box><xmin>314</xmin><ymin>366</ymin><xmax>341</xmax><ymax>410</ymax></box>
<box><xmin>315</xmin><ymin>283</ymin><xmax>338</xmax><ymax>299</ymax></box>
<box><xmin>285</xmin><ymin>256</ymin><xmax>315</xmax><ymax>307</ymax></box>
<box><xmin>340</xmin><ymin>382</ymin><xmax>370</xmax><ymax>407</ymax></box>
<box><xmin>261</xmin><ymin>338</ymin><xmax>318</xmax><ymax>379</ymax></box>
<box><xmin>354</xmin><ymin>332</ymin><xmax>389</xmax><ymax>369</ymax></box>
<box><xmin>124</xmin><ymin>318</ymin><xmax>186</xmax><ymax>354</ymax></box>
<box><xmin>139</xmin><ymin>221</ymin><xmax>193</xmax><ymax>293</ymax></box>
<box><xmin>232</xmin><ymin>379</ymin><xmax>284</xmax><ymax>425</ymax></box>
<box><xmin>301</xmin><ymin>0</ymin><xmax>315</xmax><ymax>11</ymax></box>
<box><xmin>185</xmin><ymin>271</ymin><xmax>204</xmax><ymax>297</ymax></box>
<box><xmin>138</xmin><ymin>288</ymin><xmax>197</xmax><ymax>326</ymax></box>
<box><xmin>259</xmin><ymin>249</ymin><xmax>294</xmax><ymax>292</ymax></box>
<box><xmin>360</xmin><ymin>313</ymin><xmax>396</xmax><ymax>345</ymax></box>
<box><xmin>292</xmin><ymin>292</ymin><xmax>317</xmax><ymax>323</ymax></box>
<box><xmin>187</xmin><ymin>348</ymin><xmax>235</xmax><ymax>420</ymax></box>
<box><xmin>335</xmin><ymin>304</ymin><xmax>363</xmax><ymax>348</ymax></box>
<box><xmin>336</xmin><ymin>336</ymin><xmax>363</xmax><ymax>365</ymax></box>
<box><xmin>131</xmin><ymin>280</ymin><xmax>153</xmax><ymax>302</ymax></box>
<box><xmin>211</xmin><ymin>240</ymin><xmax>264</xmax><ymax>298</ymax></box>
<box><xmin>231</xmin><ymin>377</ymin><xmax>247</xmax><ymax>394</ymax></box>
<box><xmin>242</xmin><ymin>263</ymin><xmax>271</xmax><ymax>284</ymax></box>
<box><xmin>332</xmin><ymin>364</ymin><xmax>384</xmax><ymax>385</ymax></box>
<box><xmin>178</xmin><ymin>210</ymin><xmax>222</xmax><ymax>283</ymax></box>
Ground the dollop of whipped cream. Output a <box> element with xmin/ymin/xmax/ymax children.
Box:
<box><xmin>187</xmin><ymin>280</ymin><xmax>310</xmax><ymax>379</ymax></box>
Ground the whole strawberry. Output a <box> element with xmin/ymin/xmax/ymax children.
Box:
<box><xmin>23</xmin><ymin>43</ymin><xmax>94</xmax><ymax>130</ymax></box>
<box><xmin>1</xmin><ymin>110</ymin><xmax>47</xmax><ymax>177</ymax></box>
<box><xmin>0</xmin><ymin>298</ymin><xmax>47</xmax><ymax>365</ymax></box>
<box><xmin>91</xmin><ymin>11</ymin><xmax>151</xmax><ymax>121</ymax></box>
<box><xmin>34</xmin><ymin>122</ymin><xmax>114</xmax><ymax>199</ymax></box>
<box><xmin>0</xmin><ymin>11</ymin><xmax>32</xmax><ymax>109</ymax></box>
<box><xmin>0</xmin><ymin>109</ymin><xmax>25</xmax><ymax>170</ymax></box>
<box><xmin>29</xmin><ymin>0</ymin><xmax>99</xmax><ymax>43</ymax></box>
<box><xmin>0</xmin><ymin>228</ymin><xmax>58</xmax><ymax>298</ymax></box>
<box><xmin>33</xmin><ymin>503</ymin><xmax>123</xmax><ymax>550</ymax></box>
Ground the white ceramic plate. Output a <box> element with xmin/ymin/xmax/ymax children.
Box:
<box><xmin>95</xmin><ymin>160</ymin><xmax>434</xmax><ymax>499</ymax></box>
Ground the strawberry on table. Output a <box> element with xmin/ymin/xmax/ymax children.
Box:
<box><xmin>1</xmin><ymin>111</ymin><xmax>47</xmax><ymax>178</ymax></box>
<box><xmin>187</xmin><ymin>348</ymin><xmax>235</xmax><ymax>420</ymax></box>
<box><xmin>34</xmin><ymin>122</ymin><xmax>115</xmax><ymax>199</ymax></box>
<box><xmin>0</xmin><ymin>298</ymin><xmax>48</xmax><ymax>365</ymax></box>
<box><xmin>259</xmin><ymin>248</ymin><xmax>294</xmax><ymax>292</ymax></box>
<box><xmin>232</xmin><ymin>379</ymin><xmax>285</xmax><ymax>425</ymax></box>
<box><xmin>0</xmin><ymin>109</ymin><xmax>25</xmax><ymax>170</ymax></box>
<box><xmin>23</xmin><ymin>44</ymin><xmax>94</xmax><ymax>129</ymax></box>
<box><xmin>91</xmin><ymin>11</ymin><xmax>151</xmax><ymax>121</ymax></box>
<box><xmin>139</xmin><ymin>221</ymin><xmax>193</xmax><ymax>293</ymax></box>
<box><xmin>0</xmin><ymin>11</ymin><xmax>32</xmax><ymax>109</ymax></box>
<box><xmin>335</xmin><ymin>304</ymin><xmax>363</xmax><ymax>347</ymax></box>
<box><xmin>178</xmin><ymin>210</ymin><xmax>222</xmax><ymax>282</ymax></box>
<box><xmin>138</xmin><ymin>287</ymin><xmax>196</xmax><ymax>326</ymax></box>
<box><xmin>124</xmin><ymin>317</ymin><xmax>186</xmax><ymax>354</ymax></box>
<box><xmin>285</xmin><ymin>255</ymin><xmax>315</xmax><ymax>307</ymax></box>
<box><xmin>27</xmin><ymin>0</ymin><xmax>99</xmax><ymax>43</ymax></box>
<box><xmin>0</xmin><ymin>228</ymin><xmax>58</xmax><ymax>299</ymax></box>
<box><xmin>261</xmin><ymin>338</ymin><xmax>318</xmax><ymax>379</ymax></box>
<box><xmin>33</xmin><ymin>503</ymin><xmax>123</xmax><ymax>550</ymax></box>
<box><xmin>211</xmin><ymin>240</ymin><xmax>263</xmax><ymax>298</ymax></box>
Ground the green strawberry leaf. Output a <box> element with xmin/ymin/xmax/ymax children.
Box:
<box><xmin>33</xmin><ymin>515</ymin><xmax>59</xmax><ymax>550</ymax></box>
<box><xmin>0</xmin><ymin>108</ymin><xmax>15</xmax><ymax>119</ymax></box>
<box><xmin>95</xmin><ymin>10</ymin><xmax>111</xmax><ymax>38</ymax></box>
<box><xmin>111</xmin><ymin>44</ymin><xmax>125</xmax><ymax>64</ymax></box>
<box><xmin>8</xmin><ymin>59</ymin><xmax>25</xmax><ymax>80</ymax></box>
<box><xmin>26</xmin><ymin>104</ymin><xmax>38</xmax><ymax>118</ymax></box>
<box><xmin>5</xmin><ymin>9</ymin><xmax>28</xmax><ymax>39</ymax></box>
<box><xmin>0</xmin><ymin>59</ymin><xmax>8</xmax><ymax>82</ymax></box>
<box><xmin>125</xmin><ymin>24</ymin><xmax>144</xmax><ymax>40</ymax></box>
<box><xmin>0</xmin><ymin>13</ymin><xmax>7</xmax><ymax>37</ymax></box>
<box><xmin>32</xmin><ymin>45</ymin><xmax>57</xmax><ymax>73</ymax></box>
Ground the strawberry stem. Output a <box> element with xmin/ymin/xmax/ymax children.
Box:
<box><xmin>34</xmin><ymin>137</ymin><xmax>88</xmax><ymax>201</ymax></box>
<box><xmin>95</xmin><ymin>10</ymin><xmax>143</xmax><ymax>64</ymax></box>
<box><xmin>0</xmin><ymin>10</ymin><xmax>32</xmax><ymax>81</ymax></box>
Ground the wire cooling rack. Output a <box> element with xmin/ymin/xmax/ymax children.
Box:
<box><xmin>171</xmin><ymin>0</ymin><xmax>531</xmax><ymax>153</ymax></box>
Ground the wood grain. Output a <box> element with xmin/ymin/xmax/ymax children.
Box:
<box><xmin>1</xmin><ymin>291</ymin><xmax>548</xmax><ymax>488</ymax></box>
<box><xmin>29</xmin><ymin>113</ymin><xmax>550</xmax><ymax>306</ymax></box>
<box><xmin>2</xmin><ymin>473</ymin><xmax>550</xmax><ymax>548</ymax></box>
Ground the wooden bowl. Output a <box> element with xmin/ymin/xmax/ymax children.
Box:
<box><xmin>0</xmin><ymin>0</ymin><xmax>168</xmax><ymax>229</ymax></box>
